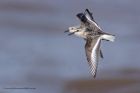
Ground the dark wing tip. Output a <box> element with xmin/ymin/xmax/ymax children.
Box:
<box><xmin>93</xmin><ymin>74</ymin><xmax>96</xmax><ymax>78</ymax></box>
<box><xmin>76</xmin><ymin>13</ymin><xmax>87</xmax><ymax>23</ymax></box>
<box><xmin>85</xmin><ymin>9</ymin><xmax>90</xmax><ymax>13</ymax></box>
<box><xmin>85</xmin><ymin>9</ymin><xmax>94</xmax><ymax>20</ymax></box>
<box><xmin>100</xmin><ymin>50</ymin><xmax>104</xmax><ymax>59</ymax></box>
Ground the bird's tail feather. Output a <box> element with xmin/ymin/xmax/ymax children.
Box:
<box><xmin>101</xmin><ymin>34</ymin><xmax>115</xmax><ymax>42</ymax></box>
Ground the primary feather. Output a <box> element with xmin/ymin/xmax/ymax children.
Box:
<box><xmin>85</xmin><ymin>36</ymin><xmax>101</xmax><ymax>78</ymax></box>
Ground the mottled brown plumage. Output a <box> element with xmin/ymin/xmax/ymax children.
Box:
<box><xmin>85</xmin><ymin>36</ymin><xmax>101</xmax><ymax>78</ymax></box>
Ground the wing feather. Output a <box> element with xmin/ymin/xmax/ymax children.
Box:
<box><xmin>84</xmin><ymin>9</ymin><xmax>102</xmax><ymax>31</ymax></box>
<box><xmin>85</xmin><ymin>36</ymin><xmax>101</xmax><ymax>78</ymax></box>
<box><xmin>84</xmin><ymin>9</ymin><xmax>94</xmax><ymax>20</ymax></box>
<box><xmin>76</xmin><ymin>9</ymin><xmax>102</xmax><ymax>32</ymax></box>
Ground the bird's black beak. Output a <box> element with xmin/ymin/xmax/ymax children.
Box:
<box><xmin>68</xmin><ymin>30</ymin><xmax>79</xmax><ymax>36</ymax></box>
<box><xmin>68</xmin><ymin>32</ymin><xmax>75</xmax><ymax>36</ymax></box>
<box><xmin>64</xmin><ymin>30</ymin><xmax>69</xmax><ymax>33</ymax></box>
<box><xmin>64</xmin><ymin>30</ymin><xmax>74</xmax><ymax>36</ymax></box>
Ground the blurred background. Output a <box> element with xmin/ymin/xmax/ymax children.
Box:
<box><xmin>0</xmin><ymin>0</ymin><xmax>140</xmax><ymax>93</ymax></box>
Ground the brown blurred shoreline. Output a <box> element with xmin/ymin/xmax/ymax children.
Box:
<box><xmin>64</xmin><ymin>78</ymin><xmax>140</xmax><ymax>93</ymax></box>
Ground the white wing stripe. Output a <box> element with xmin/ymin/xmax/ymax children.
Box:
<box><xmin>85</xmin><ymin>15</ymin><xmax>102</xmax><ymax>30</ymax></box>
<box><xmin>90</xmin><ymin>37</ymin><xmax>101</xmax><ymax>76</ymax></box>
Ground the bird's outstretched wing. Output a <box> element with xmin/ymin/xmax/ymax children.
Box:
<box><xmin>85</xmin><ymin>36</ymin><xmax>101</xmax><ymax>78</ymax></box>
<box><xmin>76</xmin><ymin>12</ymin><xmax>88</xmax><ymax>28</ymax></box>
<box><xmin>76</xmin><ymin>9</ymin><xmax>102</xmax><ymax>32</ymax></box>
<box><xmin>84</xmin><ymin>9</ymin><xmax>94</xmax><ymax>21</ymax></box>
<box><xmin>84</xmin><ymin>9</ymin><xmax>102</xmax><ymax>31</ymax></box>
<box><xmin>76</xmin><ymin>9</ymin><xmax>94</xmax><ymax>24</ymax></box>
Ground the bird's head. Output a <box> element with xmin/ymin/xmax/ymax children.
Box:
<box><xmin>69</xmin><ymin>27</ymin><xmax>78</xmax><ymax>33</ymax></box>
<box><xmin>64</xmin><ymin>26</ymin><xmax>79</xmax><ymax>36</ymax></box>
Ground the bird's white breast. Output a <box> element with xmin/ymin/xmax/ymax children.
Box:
<box><xmin>74</xmin><ymin>31</ymin><xmax>87</xmax><ymax>39</ymax></box>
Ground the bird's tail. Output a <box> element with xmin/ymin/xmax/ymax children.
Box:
<box><xmin>101</xmin><ymin>34</ymin><xmax>115</xmax><ymax>42</ymax></box>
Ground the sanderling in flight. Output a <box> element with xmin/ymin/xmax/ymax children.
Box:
<box><xmin>65</xmin><ymin>9</ymin><xmax>115</xmax><ymax>78</ymax></box>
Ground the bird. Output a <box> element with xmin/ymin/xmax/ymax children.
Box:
<box><xmin>65</xmin><ymin>9</ymin><xmax>115</xmax><ymax>78</ymax></box>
